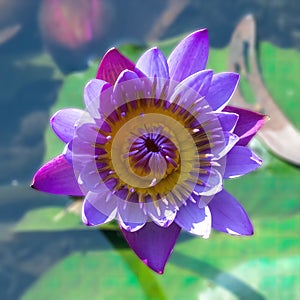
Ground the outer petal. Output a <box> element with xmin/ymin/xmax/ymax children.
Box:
<box><xmin>31</xmin><ymin>154</ymin><xmax>84</xmax><ymax>196</ymax></box>
<box><xmin>82</xmin><ymin>191</ymin><xmax>117</xmax><ymax>226</ymax></box>
<box><xmin>224</xmin><ymin>106</ymin><xmax>268</xmax><ymax>146</ymax></box>
<box><xmin>175</xmin><ymin>204</ymin><xmax>211</xmax><ymax>238</ymax></box>
<box><xmin>224</xmin><ymin>146</ymin><xmax>262</xmax><ymax>178</ymax></box>
<box><xmin>50</xmin><ymin>108</ymin><xmax>85</xmax><ymax>143</ymax></box>
<box><xmin>136</xmin><ymin>47</ymin><xmax>169</xmax><ymax>79</ymax></box>
<box><xmin>121</xmin><ymin>221</ymin><xmax>181</xmax><ymax>274</ymax></box>
<box><xmin>96</xmin><ymin>48</ymin><xmax>136</xmax><ymax>85</ymax></box>
<box><xmin>168</xmin><ymin>29</ymin><xmax>209</xmax><ymax>82</ymax></box>
<box><xmin>208</xmin><ymin>190</ymin><xmax>253</xmax><ymax>235</ymax></box>
<box><xmin>205</xmin><ymin>72</ymin><xmax>239</xmax><ymax>111</ymax></box>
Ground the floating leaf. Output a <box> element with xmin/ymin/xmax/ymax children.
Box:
<box><xmin>14</xmin><ymin>206</ymin><xmax>85</xmax><ymax>232</ymax></box>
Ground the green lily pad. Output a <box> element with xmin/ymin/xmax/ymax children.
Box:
<box><xmin>196</xmin><ymin>257</ymin><xmax>300</xmax><ymax>300</ymax></box>
<box><xmin>154</xmin><ymin>215</ymin><xmax>300</xmax><ymax>300</ymax></box>
<box><xmin>14</xmin><ymin>206</ymin><xmax>85</xmax><ymax>232</ymax></box>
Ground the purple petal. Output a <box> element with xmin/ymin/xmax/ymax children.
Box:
<box><xmin>115</xmin><ymin>68</ymin><xmax>140</xmax><ymax>84</ymax></box>
<box><xmin>112</xmin><ymin>70</ymin><xmax>144</xmax><ymax>109</ymax></box>
<box><xmin>63</xmin><ymin>142</ymin><xmax>73</xmax><ymax>164</ymax></box>
<box><xmin>208</xmin><ymin>190</ymin><xmax>253</xmax><ymax>235</ymax></box>
<box><xmin>84</xmin><ymin>79</ymin><xmax>111</xmax><ymax>119</ymax></box>
<box><xmin>170</xmin><ymin>69</ymin><xmax>213</xmax><ymax>108</ymax></box>
<box><xmin>50</xmin><ymin>108</ymin><xmax>85</xmax><ymax>143</ymax></box>
<box><xmin>31</xmin><ymin>154</ymin><xmax>84</xmax><ymax>196</ymax></box>
<box><xmin>224</xmin><ymin>106</ymin><xmax>268</xmax><ymax>146</ymax></box>
<box><xmin>145</xmin><ymin>200</ymin><xmax>177</xmax><ymax>227</ymax></box>
<box><xmin>194</xmin><ymin>167</ymin><xmax>223</xmax><ymax>196</ymax></box>
<box><xmin>76</xmin><ymin>123</ymin><xmax>106</xmax><ymax>144</ymax></box>
<box><xmin>213</xmin><ymin>132</ymin><xmax>239</xmax><ymax>160</ymax></box>
<box><xmin>121</xmin><ymin>221</ymin><xmax>181</xmax><ymax>274</ymax></box>
<box><xmin>136</xmin><ymin>47</ymin><xmax>169</xmax><ymax>79</ymax></box>
<box><xmin>168</xmin><ymin>29</ymin><xmax>209</xmax><ymax>82</ymax></box>
<box><xmin>205</xmin><ymin>72</ymin><xmax>239</xmax><ymax>111</ymax></box>
<box><xmin>117</xmin><ymin>200</ymin><xmax>147</xmax><ymax>232</ymax></box>
<box><xmin>82</xmin><ymin>191</ymin><xmax>117</xmax><ymax>226</ymax></box>
<box><xmin>96</xmin><ymin>48</ymin><xmax>136</xmax><ymax>85</ymax></box>
<box><xmin>148</xmin><ymin>153</ymin><xmax>168</xmax><ymax>179</ymax></box>
<box><xmin>175</xmin><ymin>204</ymin><xmax>211</xmax><ymax>238</ymax></box>
<box><xmin>224</xmin><ymin>146</ymin><xmax>262</xmax><ymax>178</ymax></box>
<box><xmin>79</xmin><ymin>161</ymin><xmax>105</xmax><ymax>193</ymax></box>
<box><xmin>216</xmin><ymin>112</ymin><xmax>239</xmax><ymax>133</ymax></box>
<box><xmin>71</xmin><ymin>123</ymin><xmax>105</xmax><ymax>168</ymax></box>
<box><xmin>69</xmin><ymin>135</ymin><xmax>99</xmax><ymax>169</ymax></box>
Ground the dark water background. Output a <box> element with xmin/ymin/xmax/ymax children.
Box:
<box><xmin>0</xmin><ymin>0</ymin><xmax>299</xmax><ymax>299</ymax></box>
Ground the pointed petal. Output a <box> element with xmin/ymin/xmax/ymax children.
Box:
<box><xmin>50</xmin><ymin>108</ymin><xmax>85</xmax><ymax>143</ymax></box>
<box><xmin>121</xmin><ymin>221</ymin><xmax>181</xmax><ymax>274</ymax></box>
<box><xmin>179</xmin><ymin>69</ymin><xmax>213</xmax><ymax>97</ymax></box>
<box><xmin>31</xmin><ymin>154</ymin><xmax>84</xmax><ymax>196</ymax></box>
<box><xmin>205</xmin><ymin>72</ymin><xmax>239</xmax><ymax>111</ymax></box>
<box><xmin>224</xmin><ymin>106</ymin><xmax>268</xmax><ymax>145</ymax></box>
<box><xmin>136</xmin><ymin>48</ymin><xmax>169</xmax><ymax>98</ymax></box>
<box><xmin>168</xmin><ymin>29</ymin><xmax>209</xmax><ymax>82</ymax></box>
<box><xmin>82</xmin><ymin>191</ymin><xmax>117</xmax><ymax>226</ymax></box>
<box><xmin>96</xmin><ymin>48</ymin><xmax>136</xmax><ymax>85</ymax></box>
<box><xmin>170</xmin><ymin>69</ymin><xmax>213</xmax><ymax>108</ymax></box>
<box><xmin>84</xmin><ymin>79</ymin><xmax>111</xmax><ymax>119</ymax></box>
<box><xmin>224</xmin><ymin>146</ymin><xmax>262</xmax><ymax>178</ymax></box>
<box><xmin>175</xmin><ymin>204</ymin><xmax>211</xmax><ymax>238</ymax></box>
<box><xmin>208</xmin><ymin>190</ymin><xmax>253</xmax><ymax>235</ymax></box>
<box><xmin>136</xmin><ymin>47</ymin><xmax>169</xmax><ymax>79</ymax></box>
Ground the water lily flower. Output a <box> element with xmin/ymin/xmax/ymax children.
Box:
<box><xmin>32</xmin><ymin>29</ymin><xmax>267</xmax><ymax>274</ymax></box>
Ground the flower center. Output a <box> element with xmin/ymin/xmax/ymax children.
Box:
<box><xmin>145</xmin><ymin>138</ymin><xmax>159</xmax><ymax>152</ymax></box>
<box><xmin>127</xmin><ymin>131</ymin><xmax>179</xmax><ymax>180</ymax></box>
<box><xmin>91</xmin><ymin>95</ymin><xmax>205</xmax><ymax>207</ymax></box>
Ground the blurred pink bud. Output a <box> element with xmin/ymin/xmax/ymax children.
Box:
<box><xmin>39</xmin><ymin>0</ymin><xmax>109</xmax><ymax>49</ymax></box>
